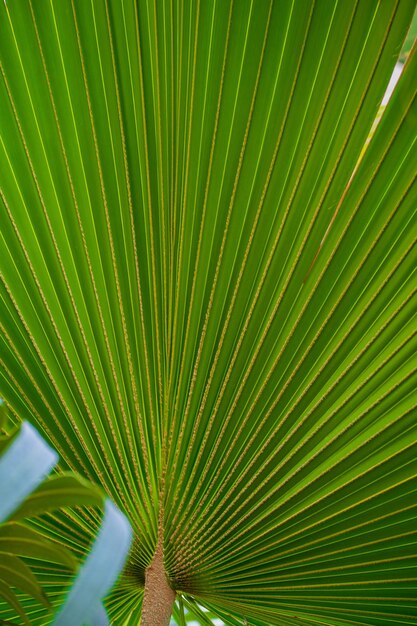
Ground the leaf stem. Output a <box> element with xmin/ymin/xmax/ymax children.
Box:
<box><xmin>141</xmin><ymin>531</ymin><xmax>175</xmax><ymax>626</ymax></box>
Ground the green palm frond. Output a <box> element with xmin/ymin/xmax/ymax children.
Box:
<box><xmin>0</xmin><ymin>1</ymin><xmax>416</xmax><ymax>624</ymax></box>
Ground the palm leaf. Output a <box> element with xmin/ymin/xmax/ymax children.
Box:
<box><xmin>0</xmin><ymin>1</ymin><xmax>416</xmax><ymax>624</ymax></box>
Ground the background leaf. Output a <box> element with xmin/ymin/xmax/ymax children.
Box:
<box><xmin>0</xmin><ymin>413</ymin><xmax>131</xmax><ymax>625</ymax></box>
<box><xmin>0</xmin><ymin>523</ymin><xmax>76</xmax><ymax>570</ymax></box>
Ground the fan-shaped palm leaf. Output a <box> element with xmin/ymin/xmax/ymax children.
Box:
<box><xmin>0</xmin><ymin>0</ymin><xmax>416</xmax><ymax>624</ymax></box>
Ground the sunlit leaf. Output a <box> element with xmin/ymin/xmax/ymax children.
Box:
<box><xmin>0</xmin><ymin>0</ymin><xmax>416</xmax><ymax>624</ymax></box>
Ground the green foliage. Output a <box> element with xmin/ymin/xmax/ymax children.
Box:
<box><xmin>0</xmin><ymin>406</ymin><xmax>132</xmax><ymax>625</ymax></box>
<box><xmin>400</xmin><ymin>8</ymin><xmax>417</xmax><ymax>62</ymax></box>
<box><xmin>0</xmin><ymin>1</ymin><xmax>416</xmax><ymax>624</ymax></box>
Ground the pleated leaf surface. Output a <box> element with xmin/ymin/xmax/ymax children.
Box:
<box><xmin>0</xmin><ymin>0</ymin><xmax>416</xmax><ymax>624</ymax></box>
